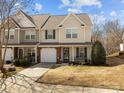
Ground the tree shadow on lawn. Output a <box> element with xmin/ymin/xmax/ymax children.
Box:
<box><xmin>0</xmin><ymin>74</ymin><xmax>56</xmax><ymax>93</ymax></box>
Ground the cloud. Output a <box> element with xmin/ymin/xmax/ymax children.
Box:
<box><xmin>15</xmin><ymin>3</ymin><xmax>22</xmax><ymax>9</ymax></box>
<box><xmin>121</xmin><ymin>10</ymin><xmax>124</xmax><ymax>15</ymax></box>
<box><xmin>60</xmin><ymin>0</ymin><xmax>102</xmax><ymax>8</ymax></box>
<box><xmin>110</xmin><ymin>11</ymin><xmax>117</xmax><ymax>17</ymax></box>
<box><xmin>100</xmin><ymin>11</ymin><xmax>104</xmax><ymax>14</ymax></box>
<box><xmin>60</xmin><ymin>0</ymin><xmax>70</xmax><ymax>8</ymax></box>
<box><xmin>35</xmin><ymin>3</ymin><xmax>43</xmax><ymax>11</ymax></box>
<box><xmin>67</xmin><ymin>8</ymin><xmax>81</xmax><ymax>13</ymax></box>
<box><xmin>121</xmin><ymin>0</ymin><xmax>124</xmax><ymax>3</ymax></box>
<box><xmin>90</xmin><ymin>14</ymin><xmax>106</xmax><ymax>24</ymax></box>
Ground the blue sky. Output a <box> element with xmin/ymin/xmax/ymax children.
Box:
<box><xmin>24</xmin><ymin>0</ymin><xmax>124</xmax><ymax>24</ymax></box>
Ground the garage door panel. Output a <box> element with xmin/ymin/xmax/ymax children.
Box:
<box><xmin>41</xmin><ymin>48</ymin><xmax>56</xmax><ymax>63</ymax></box>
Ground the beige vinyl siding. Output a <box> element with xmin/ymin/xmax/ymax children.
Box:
<box><xmin>20</xmin><ymin>30</ymin><xmax>24</xmax><ymax>43</ymax></box>
<box><xmin>40</xmin><ymin>14</ymin><xmax>91</xmax><ymax>43</ymax></box>
<box><xmin>20</xmin><ymin>29</ymin><xmax>39</xmax><ymax>43</ymax></box>
<box><xmin>3</xmin><ymin>29</ymin><xmax>19</xmax><ymax>44</ymax></box>
<box><xmin>84</xmin><ymin>27</ymin><xmax>92</xmax><ymax>42</ymax></box>
<box><xmin>87</xmin><ymin>46</ymin><xmax>92</xmax><ymax>60</ymax></box>
<box><xmin>40</xmin><ymin>29</ymin><xmax>59</xmax><ymax>42</ymax></box>
<box><xmin>59</xmin><ymin>15</ymin><xmax>91</xmax><ymax>43</ymax></box>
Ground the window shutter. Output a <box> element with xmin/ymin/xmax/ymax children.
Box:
<box><xmin>53</xmin><ymin>30</ymin><xmax>55</xmax><ymax>39</ymax></box>
<box><xmin>45</xmin><ymin>30</ymin><xmax>48</xmax><ymax>39</ymax></box>
<box><xmin>84</xmin><ymin>47</ymin><xmax>87</xmax><ymax>62</ymax></box>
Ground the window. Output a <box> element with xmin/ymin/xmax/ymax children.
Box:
<box><xmin>31</xmin><ymin>35</ymin><xmax>35</xmax><ymax>39</ymax></box>
<box><xmin>66</xmin><ymin>28</ymin><xmax>78</xmax><ymax>38</ymax></box>
<box><xmin>47</xmin><ymin>31</ymin><xmax>53</xmax><ymax>39</ymax></box>
<box><xmin>45</xmin><ymin>30</ymin><xmax>55</xmax><ymax>39</ymax></box>
<box><xmin>25</xmin><ymin>31</ymin><xmax>36</xmax><ymax>40</ymax></box>
<box><xmin>24</xmin><ymin>48</ymin><xmax>35</xmax><ymax>62</ymax></box>
<box><xmin>25</xmin><ymin>35</ymin><xmax>30</xmax><ymax>40</ymax></box>
<box><xmin>66</xmin><ymin>30</ymin><xmax>71</xmax><ymax>38</ymax></box>
<box><xmin>10</xmin><ymin>35</ymin><xmax>14</xmax><ymax>39</ymax></box>
<box><xmin>5</xmin><ymin>35</ymin><xmax>9</xmax><ymax>39</ymax></box>
<box><xmin>76</xmin><ymin>48</ymin><xmax>84</xmax><ymax>59</ymax></box>
<box><xmin>5</xmin><ymin>29</ymin><xmax>15</xmax><ymax>40</ymax></box>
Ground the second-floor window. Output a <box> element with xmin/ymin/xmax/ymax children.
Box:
<box><xmin>66</xmin><ymin>28</ymin><xmax>78</xmax><ymax>38</ymax></box>
<box><xmin>45</xmin><ymin>30</ymin><xmax>55</xmax><ymax>39</ymax></box>
<box><xmin>5</xmin><ymin>29</ymin><xmax>15</xmax><ymax>40</ymax></box>
<box><xmin>25</xmin><ymin>31</ymin><xmax>36</xmax><ymax>40</ymax></box>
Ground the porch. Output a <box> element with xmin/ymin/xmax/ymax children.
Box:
<box><xmin>14</xmin><ymin>47</ymin><xmax>39</xmax><ymax>63</ymax></box>
<box><xmin>60</xmin><ymin>46</ymin><xmax>92</xmax><ymax>63</ymax></box>
<box><xmin>12</xmin><ymin>45</ymin><xmax>92</xmax><ymax>64</ymax></box>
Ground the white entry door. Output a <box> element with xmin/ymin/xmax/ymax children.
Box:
<box><xmin>41</xmin><ymin>48</ymin><xmax>56</xmax><ymax>63</ymax></box>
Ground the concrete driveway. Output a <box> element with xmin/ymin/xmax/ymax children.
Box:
<box><xmin>0</xmin><ymin>63</ymin><xmax>124</xmax><ymax>93</ymax></box>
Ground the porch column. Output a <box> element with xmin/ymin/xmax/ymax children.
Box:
<box><xmin>84</xmin><ymin>47</ymin><xmax>87</xmax><ymax>62</ymax></box>
<box><xmin>37</xmin><ymin>48</ymin><xmax>41</xmax><ymax>63</ymax></box>
<box><xmin>35</xmin><ymin>47</ymin><xmax>37</xmax><ymax>63</ymax></box>
<box><xmin>17</xmin><ymin>28</ymin><xmax>20</xmax><ymax>44</ymax></box>
<box><xmin>14</xmin><ymin>47</ymin><xmax>18</xmax><ymax>59</ymax></box>
<box><xmin>56</xmin><ymin>47</ymin><xmax>61</xmax><ymax>64</ymax></box>
<box><xmin>72</xmin><ymin>47</ymin><xmax>75</xmax><ymax>62</ymax></box>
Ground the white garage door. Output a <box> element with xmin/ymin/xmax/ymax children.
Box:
<box><xmin>2</xmin><ymin>48</ymin><xmax>13</xmax><ymax>61</ymax></box>
<box><xmin>41</xmin><ymin>48</ymin><xmax>56</xmax><ymax>63</ymax></box>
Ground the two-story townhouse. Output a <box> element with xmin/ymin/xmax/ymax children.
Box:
<box><xmin>2</xmin><ymin>10</ymin><xmax>92</xmax><ymax>64</ymax></box>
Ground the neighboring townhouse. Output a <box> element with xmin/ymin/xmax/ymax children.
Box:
<box><xmin>2</xmin><ymin>10</ymin><xmax>92</xmax><ymax>64</ymax></box>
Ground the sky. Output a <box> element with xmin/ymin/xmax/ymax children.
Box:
<box><xmin>20</xmin><ymin>0</ymin><xmax>124</xmax><ymax>24</ymax></box>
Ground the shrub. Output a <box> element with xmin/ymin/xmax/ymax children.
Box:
<box><xmin>13</xmin><ymin>57</ymin><xmax>31</xmax><ymax>66</ymax></box>
<box><xmin>19</xmin><ymin>58</ymin><xmax>31</xmax><ymax>66</ymax></box>
<box><xmin>91</xmin><ymin>41</ymin><xmax>106</xmax><ymax>65</ymax></box>
<box><xmin>13</xmin><ymin>59</ymin><xmax>20</xmax><ymax>66</ymax></box>
<box><xmin>6</xmin><ymin>60</ymin><xmax>12</xmax><ymax>64</ymax></box>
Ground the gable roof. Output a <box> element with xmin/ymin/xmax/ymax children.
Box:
<box><xmin>11</xmin><ymin>10</ymin><xmax>92</xmax><ymax>29</ymax></box>
<box><xmin>12</xmin><ymin>10</ymin><xmax>50</xmax><ymax>28</ymax></box>
<box><xmin>42</xmin><ymin>15</ymin><xmax>66</xmax><ymax>29</ymax></box>
<box><xmin>42</xmin><ymin>13</ymin><xmax>92</xmax><ymax>29</ymax></box>
<box><xmin>58</xmin><ymin>14</ymin><xmax>86</xmax><ymax>26</ymax></box>
<box><xmin>77</xmin><ymin>14</ymin><xmax>92</xmax><ymax>26</ymax></box>
<box><xmin>31</xmin><ymin>14</ymin><xmax>50</xmax><ymax>28</ymax></box>
<box><xmin>12</xmin><ymin>10</ymin><xmax>36</xmax><ymax>28</ymax></box>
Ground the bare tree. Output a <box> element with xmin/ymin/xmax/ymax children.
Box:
<box><xmin>0</xmin><ymin>0</ymin><xmax>33</xmax><ymax>71</ymax></box>
<box><xmin>104</xmin><ymin>20</ymin><xmax>123</xmax><ymax>55</ymax></box>
<box><xmin>92</xmin><ymin>18</ymin><xmax>124</xmax><ymax>55</ymax></box>
<box><xmin>92</xmin><ymin>16</ymin><xmax>106</xmax><ymax>49</ymax></box>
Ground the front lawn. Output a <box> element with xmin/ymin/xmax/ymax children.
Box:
<box><xmin>37</xmin><ymin>57</ymin><xmax>124</xmax><ymax>90</ymax></box>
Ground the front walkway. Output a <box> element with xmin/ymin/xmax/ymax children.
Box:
<box><xmin>19</xmin><ymin>63</ymin><xmax>52</xmax><ymax>80</ymax></box>
<box><xmin>0</xmin><ymin>63</ymin><xmax>124</xmax><ymax>93</ymax></box>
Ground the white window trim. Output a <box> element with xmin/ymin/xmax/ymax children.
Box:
<box><xmin>47</xmin><ymin>30</ymin><xmax>54</xmax><ymax>39</ymax></box>
<box><xmin>66</xmin><ymin>27</ymin><xmax>78</xmax><ymax>38</ymax></box>
<box><xmin>46</xmin><ymin>30</ymin><xmax>55</xmax><ymax>40</ymax></box>
<box><xmin>25</xmin><ymin>31</ymin><xmax>36</xmax><ymax>40</ymax></box>
<box><xmin>5</xmin><ymin>29</ymin><xmax>15</xmax><ymax>40</ymax></box>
